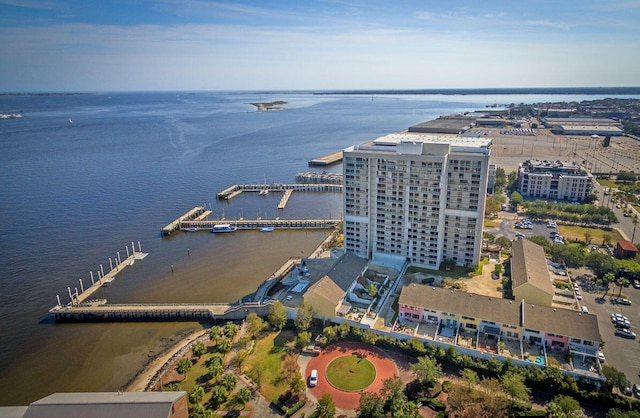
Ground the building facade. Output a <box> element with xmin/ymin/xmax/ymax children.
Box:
<box><xmin>516</xmin><ymin>159</ymin><xmax>594</xmax><ymax>202</ymax></box>
<box><xmin>343</xmin><ymin>133</ymin><xmax>491</xmax><ymax>269</ymax></box>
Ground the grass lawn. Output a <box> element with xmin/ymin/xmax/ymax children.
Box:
<box><xmin>245</xmin><ymin>330</ymin><xmax>295</xmax><ymax>402</ymax></box>
<box><xmin>558</xmin><ymin>225</ymin><xmax>623</xmax><ymax>245</ymax></box>
<box><xmin>484</xmin><ymin>218</ymin><xmax>501</xmax><ymax>228</ymax></box>
<box><xmin>326</xmin><ymin>355</ymin><xmax>376</xmax><ymax>391</ymax></box>
<box><xmin>597</xmin><ymin>179</ymin><xmax>618</xmax><ymax>189</ymax></box>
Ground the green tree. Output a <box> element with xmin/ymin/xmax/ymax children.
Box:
<box><xmin>290</xmin><ymin>372</ymin><xmax>305</xmax><ymax>394</ymax></box>
<box><xmin>585</xmin><ymin>251</ymin><xmax>618</xmax><ymax>277</ymax></box>
<box><xmin>615</xmin><ymin>277</ymin><xmax>630</xmax><ymax>298</ymax></box>
<box><xmin>356</xmin><ymin>392</ymin><xmax>385</xmax><ymax>418</ymax></box>
<box><xmin>190</xmin><ymin>404</ymin><xmax>214</xmax><ymax>418</ymax></box>
<box><xmin>245</xmin><ymin>313</ymin><xmax>266</xmax><ymax>338</ymax></box>
<box><xmin>507</xmin><ymin>171</ymin><xmax>518</xmax><ymax>191</ymax></box>
<box><xmin>191</xmin><ymin>340</ymin><xmax>207</xmax><ymax>358</ymax></box>
<box><xmin>602</xmin><ymin>365</ymin><xmax>629</xmax><ymax>393</ymax></box>
<box><xmin>500</xmin><ymin>372</ymin><xmax>530</xmax><ymax>405</ymax></box>
<box><xmin>380</xmin><ymin>375</ymin><xmax>405</xmax><ymax>407</ymax></box>
<box><xmin>461</xmin><ymin>368</ymin><xmax>478</xmax><ymax>392</ymax></box>
<box><xmin>295</xmin><ymin>331</ymin><xmax>312</xmax><ymax>349</ymax></box>
<box><xmin>235</xmin><ymin>387</ymin><xmax>252</xmax><ymax>409</ymax></box>
<box><xmin>267</xmin><ymin>301</ymin><xmax>288</xmax><ymax>330</ymax></box>
<box><xmin>188</xmin><ymin>384</ymin><xmax>205</xmax><ymax>405</ymax></box>
<box><xmin>209</xmin><ymin>325</ymin><xmax>221</xmax><ymax>342</ymax></box>
<box><xmin>495</xmin><ymin>236</ymin><xmax>512</xmax><ymax>249</ymax></box>
<box><xmin>367</xmin><ymin>283</ymin><xmax>378</xmax><ymax>298</ymax></box>
<box><xmin>545</xmin><ymin>394</ymin><xmax>583</xmax><ymax>418</ymax></box>
<box><xmin>224</xmin><ymin>321</ymin><xmax>239</xmax><ymax>339</ymax></box>
<box><xmin>295</xmin><ymin>301</ymin><xmax>313</xmax><ymax>332</ymax></box>
<box><xmin>601</xmin><ymin>272</ymin><xmax>616</xmax><ymax>297</ymax></box>
<box><xmin>495</xmin><ymin>167</ymin><xmax>507</xmax><ymax>188</ymax></box>
<box><xmin>510</xmin><ymin>191</ymin><xmax>524</xmax><ymax>208</ymax></box>
<box><xmin>215</xmin><ymin>336</ymin><xmax>232</xmax><ymax>353</ymax></box>
<box><xmin>208</xmin><ymin>358</ymin><xmax>224</xmax><ymax>380</ymax></box>
<box><xmin>176</xmin><ymin>357</ymin><xmax>192</xmax><ymax>381</ymax></box>
<box><xmin>316</xmin><ymin>393</ymin><xmax>337</xmax><ymax>418</ymax></box>
<box><xmin>210</xmin><ymin>385</ymin><xmax>229</xmax><ymax>407</ymax></box>
<box><xmin>221</xmin><ymin>373</ymin><xmax>238</xmax><ymax>391</ymax></box>
<box><xmin>410</xmin><ymin>355</ymin><xmax>443</xmax><ymax>387</ymax></box>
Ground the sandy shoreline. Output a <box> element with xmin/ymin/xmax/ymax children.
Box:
<box><xmin>125</xmin><ymin>328</ymin><xmax>209</xmax><ymax>392</ymax></box>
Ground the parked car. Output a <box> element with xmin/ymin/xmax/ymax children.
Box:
<box><xmin>612</xmin><ymin>313</ymin><xmax>628</xmax><ymax>322</ymax></box>
<box><xmin>597</xmin><ymin>351</ymin><xmax>605</xmax><ymax>362</ymax></box>
<box><xmin>616</xmin><ymin>298</ymin><xmax>632</xmax><ymax>306</ymax></box>
<box><xmin>547</xmin><ymin>221</ymin><xmax>557</xmax><ymax>228</ymax></box>
<box><xmin>515</xmin><ymin>232</ymin><xmax>526</xmax><ymax>239</ymax></box>
<box><xmin>633</xmin><ymin>383</ymin><xmax>640</xmax><ymax>398</ymax></box>
<box><xmin>575</xmin><ymin>291</ymin><xmax>582</xmax><ymax>300</ymax></box>
<box><xmin>615</xmin><ymin>329</ymin><xmax>637</xmax><ymax>339</ymax></box>
<box><xmin>308</xmin><ymin>369</ymin><xmax>318</xmax><ymax>387</ymax></box>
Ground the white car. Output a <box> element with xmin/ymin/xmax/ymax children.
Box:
<box><xmin>597</xmin><ymin>351</ymin><xmax>605</xmax><ymax>362</ymax></box>
<box><xmin>575</xmin><ymin>291</ymin><xmax>582</xmax><ymax>300</ymax></box>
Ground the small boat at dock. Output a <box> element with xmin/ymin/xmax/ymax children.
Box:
<box><xmin>212</xmin><ymin>224</ymin><xmax>237</xmax><ymax>233</ymax></box>
<box><xmin>185</xmin><ymin>226</ymin><xmax>200</xmax><ymax>232</ymax></box>
<box><xmin>260</xmin><ymin>226</ymin><xmax>274</xmax><ymax>232</ymax></box>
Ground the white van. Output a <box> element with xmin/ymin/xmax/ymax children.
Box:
<box><xmin>581</xmin><ymin>306</ymin><xmax>589</xmax><ymax>314</ymax></box>
<box><xmin>309</xmin><ymin>369</ymin><xmax>318</xmax><ymax>387</ymax></box>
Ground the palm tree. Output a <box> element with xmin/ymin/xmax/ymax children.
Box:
<box><xmin>176</xmin><ymin>357</ymin><xmax>192</xmax><ymax>381</ymax></box>
<box><xmin>601</xmin><ymin>272</ymin><xmax>615</xmax><ymax>297</ymax></box>
<box><xmin>615</xmin><ymin>277</ymin><xmax>630</xmax><ymax>299</ymax></box>
<box><xmin>188</xmin><ymin>385</ymin><xmax>205</xmax><ymax>404</ymax></box>
<box><xmin>221</xmin><ymin>373</ymin><xmax>238</xmax><ymax>391</ymax></box>
<box><xmin>235</xmin><ymin>387</ymin><xmax>252</xmax><ymax>409</ymax></box>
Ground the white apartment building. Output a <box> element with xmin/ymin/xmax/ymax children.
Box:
<box><xmin>517</xmin><ymin>160</ymin><xmax>594</xmax><ymax>202</ymax></box>
<box><xmin>343</xmin><ymin>133</ymin><xmax>492</xmax><ymax>269</ymax></box>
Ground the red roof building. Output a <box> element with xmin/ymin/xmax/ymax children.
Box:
<box><xmin>614</xmin><ymin>240</ymin><xmax>638</xmax><ymax>260</ymax></box>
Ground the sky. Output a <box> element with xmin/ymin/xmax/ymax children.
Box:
<box><xmin>1</xmin><ymin>0</ymin><xmax>639</xmax><ymax>92</ymax></box>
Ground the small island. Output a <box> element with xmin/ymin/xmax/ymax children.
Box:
<box><xmin>248</xmin><ymin>100</ymin><xmax>287</xmax><ymax>111</ymax></box>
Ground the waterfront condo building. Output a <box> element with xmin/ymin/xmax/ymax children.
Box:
<box><xmin>516</xmin><ymin>159</ymin><xmax>594</xmax><ymax>202</ymax></box>
<box><xmin>343</xmin><ymin>132</ymin><xmax>492</xmax><ymax>269</ymax></box>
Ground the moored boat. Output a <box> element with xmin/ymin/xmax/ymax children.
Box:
<box><xmin>212</xmin><ymin>224</ymin><xmax>237</xmax><ymax>233</ymax></box>
<box><xmin>260</xmin><ymin>226</ymin><xmax>274</xmax><ymax>232</ymax></box>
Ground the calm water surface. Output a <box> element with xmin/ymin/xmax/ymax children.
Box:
<box><xmin>0</xmin><ymin>91</ymin><xmax>637</xmax><ymax>405</ymax></box>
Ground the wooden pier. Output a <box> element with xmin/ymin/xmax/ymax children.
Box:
<box><xmin>181</xmin><ymin>218</ymin><xmax>340</xmax><ymax>231</ymax></box>
<box><xmin>52</xmin><ymin>242</ymin><xmax>148</xmax><ymax>309</ymax></box>
<box><xmin>50</xmin><ymin>300</ymin><xmax>275</xmax><ymax>322</ymax></box>
<box><xmin>161</xmin><ymin>206</ymin><xmax>209</xmax><ymax>236</ymax></box>
<box><xmin>278</xmin><ymin>189</ymin><xmax>293</xmax><ymax>209</ymax></box>
<box><xmin>216</xmin><ymin>183</ymin><xmax>342</xmax><ymax>200</ymax></box>
<box><xmin>308</xmin><ymin>151</ymin><xmax>343</xmax><ymax>166</ymax></box>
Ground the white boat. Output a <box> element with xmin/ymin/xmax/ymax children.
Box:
<box><xmin>260</xmin><ymin>226</ymin><xmax>274</xmax><ymax>232</ymax></box>
<box><xmin>212</xmin><ymin>224</ymin><xmax>237</xmax><ymax>233</ymax></box>
<box><xmin>185</xmin><ymin>226</ymin><xmax>200</xmax><ymax>232</ymax></box>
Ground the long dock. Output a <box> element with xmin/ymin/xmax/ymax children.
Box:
<box><xmin>50</xmin><ymin>300</ymin><xmax>275</xmax><ymax>322</ymax></box>
<box><xmin>181</xmin><ymin>218</ymin><xmax>340</xmax><ymax>231</ymax></box>
<box><xmin>161</xmin><ymin>206</ymin><xmax>208</xmax><ymax>236</ymax></box>
<box><xmin>52</xmin><ymin>242</ymin><xmax>148</xmax><ymax>309</ymax></box>
<box><xmin>278</xmin><ymin>189</ymin><xmax>293</xmax><ymax>209</ymax></box>
<box><xmin>216</xmin><ymin>183</ymin><xmax>342</xmax><ymax>200</ymax></box>
<box><xmin>308</xmin><ymin>151</ymin><xmax>343</xmax><ymax>166</ymax></box>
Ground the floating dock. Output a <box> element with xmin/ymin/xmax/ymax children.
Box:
<box><xmin>308</xmin><ymin>151</ymin><xmax>343</xmax><ymax>166</ymax></box>
<box><xmin>161</xmin><ymin>206</ymin><xmax>209</xmax><ymax>236</ymax></box>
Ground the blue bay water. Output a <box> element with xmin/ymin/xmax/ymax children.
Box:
<box><xmin>0</xmin><ymin>91</ymin><xmax>638</xmax><ymax>405</ymax></box>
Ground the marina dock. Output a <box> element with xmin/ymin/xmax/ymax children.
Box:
<box><xmin>161</xmin><ymin>206</ymin><xmax>209</xmax><ymax>236</ymax></box>
<box><xmin>181</xmin><ymin>218</ymin><xmax>340</xmax><ymax>231</ymax></box>
<box><xmin>52</xmin><ymin>242</ymin><xmax>148</xmax><ymax>309</ymax></box>
<box><xmin>216</xmin><ymin>183</ymin><xmax>342</xmax><ymax>200</ymax></box>
<box><xmin>308</xmin><ymin>151</ymin><xmax>343</xmax><ymax>166</ymax></box>
<box><xmin>50</xmin><ymin>300</ymin><xmax>275</xmax><ymax>322</ymax></box>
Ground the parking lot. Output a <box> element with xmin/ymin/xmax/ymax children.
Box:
<box><xmin>574</xmin><ymin>274</ymin><xmax>640</xmax><ymax>387</ymax></box>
